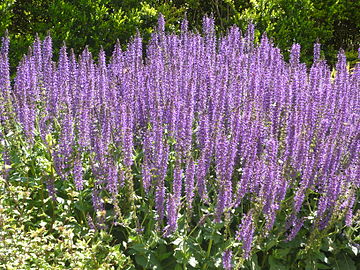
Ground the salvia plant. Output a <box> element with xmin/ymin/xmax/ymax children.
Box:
<box><xmin>0</xmin><ymin>15</ymin><xmax>359</xmax><ymax>269</ymax></box>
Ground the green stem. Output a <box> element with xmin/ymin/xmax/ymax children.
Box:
<box><xmin>202</xmin><ymin>234</ymin><xmax>214</xmax><ymax>270</ymax></box>
<box><xmin>261</xmin><ymin>252</ymin><xmax>267</xmax><ymax>269</ymax></box>
<box><xmin>207</xmin><ymin>238</ymin><xmax>213</xmax><ymax>257</ymax></box>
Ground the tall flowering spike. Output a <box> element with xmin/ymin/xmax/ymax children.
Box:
<box><xmin>198</xmin><ymin>113</ymin><xmax>210</xmax><ymax>150</ymax></box>
<box><xmin>98</xmin><ymin>47</ymin><xmax>108</xmax><ymax>108</ymax></box>
<box><xmin>76</xmin><ymin>49</ymin><xmax>92</xmax><ymax>149</ymax></box>
<box><xmin>202</xmin><ymin>15</ymin><xmax>215</xmax><ymax>36</ymax></box>
<box><xmin>222</xmin><ymin>249</ymin><xmax>233</xmax><ymax>270</ymax></box>
<box><xmin>42</xmin><ymin>34</ymin><xmax>56</xmax><ymax>117</ymax></box>
<box><xmin>73</xmin><ymin>158</ymin><xmax>84</xmax><ymax>191</ymax></box>
<box><xmin>293</xmin><ymin>188</ymin><xmax>305</xmax><ymax>214</ymax></box>
<box><xmin>46</xmin><ymin>177</ymin><xmax>56</xmax><ymax>201</ymax></box>
<box><xmin>107</xmin><ymin>164</ymin><xmax>119</xmax><ymax>195</ymax></box>
<box><xmin>0</xmin><ymin>31</ymin><xmax>10</xmax><ymax>121</ymax></box>
<box><xmin>111</xmin><ymin>39</ymin><xmax>122</xmax><ymax>63</ymax></box>
<box><xmin>155</xmin><ymin>178</ymin><xmax>166</xmax><ymax>222</ymax></box>
<box><xmin>13</xmin><ymin>56</ymin><xmax>36</xmax><ymax>140</ymax></box>
<box><xmin>202</xmin><ymin>15</ymin><xmax>216</xmax><ymax>55</ymax></box>
<box><xmin>286</xmin><ymin>215</ymin><xmax>304</xmax><ymax>241</ymax></box>
<box><xmin>155</xmin><ymin>143</ymin><xmax>169</xmax><ymax>223</ymax></box>
<box><xmin>0</xmin><ymin>30</ymin><xmax>9</xmax><ymax>55</ymax></box>
<box><xmin>185</xmin><ymin>158</ymin><xmax>195</xmax><ymax>209</ymax></box>
<box><xmin>142</xmin><ymin>131</ymin><xmax>153</xmax><ymax>192</ymax></box>
<box><xmin>142</xmin><ymin>160</ymin><xmax>151</xmax><ymax>192</ymax></box>
<box><xmin>165</xmin><ymin>194</ymin><xmax>178</xmax><ymax>236</ymax></box>
<box><xmin>58</xmin><ymin>43</ymin><xmax>70</xmax><ymax>106</ymax></box>
<box><xmin>42</xmin><ymin>34</ymin><xmax>53</xmax><ymax>61</ymax></box>
<box><xmin>173</xmin><ymin>164</ymin><xmax>183</xmax><ymax>206</ymax></box>
<box><xmin>68</xmin><ymin>49</ymin><xmax>78</xmax><ymax>114</ymax></box>
<box><xmin>157</xmin><ymin>13</ymin><xmax>165</xmax><ymax>33</ymax></box>
<box><xmin>215</xmin><ymin>134</ymin><xmax>232</xmax><ymax>222</ymax></box>
<box><xmin>91</xmin><ymin>188</ymin><xmax>106</xmax><ymax>229</ymax></box>
<box><xmin>345</xmin><ymin>193</ymin><xmax>355</xmax><ymax>227</ymax></box>
<box><xmin>32</xmin><ymin>34</ymin><xmax>42</xmax><ymax>74</ymax></box>
<box><xmin>121</xmin><ymin>103</ymin><xmax>134</xmax><ymax>167</ymax></box>
<box><xmin>259</xmin><ymin>33</ymin><xmax>270</xmax><ymax>64</ymax></box>
<box><xmin>134</xmin><ymin>31</ymin><xmax>143</xmax><ymax>69</ymax></box>
<box><xmin>290</xmin><ymin>43</ymin><xmax>301</xmax><ymax>66</ymax></box>
<box><xmin>58</xmin><ymin>113</ymin><xmax>74</xmax><ymax>161</ymax></box>
<box><xmin>245</xmin><ymin>22</ymin><xmax>255</xmax><ymax>52</ymax></box>
<box><xmin>42</xmin><ymin>34</ymin><xmax>53</xmax><ymax>80</ymax></box>
<box><xmin>236</xmin><ymin>211</ymin><xmax>254</xmax><ymax>259</ymax></box>
<box><xmin>180</xmin><ymin>16</ymin><xmax>188</xmax><ymax>33</ymax></box>
<box><xmin>313</xmin><ymin>42</ymin><xmax>321</xmax><ymax>63</ymax></box>
<box><xmin>196</xmin><ymin>152</ymin><xmax>209</xmax><ymax>202</ymax></box>
<box><xmin>336</xmin><ymin>49</ymin><xmax>347</xmax><ymax>74</ymax></box>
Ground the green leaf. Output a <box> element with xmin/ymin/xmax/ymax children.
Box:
<box><xmin>156</xmin><ymin>244</ymin><xmax>172</xmax><ymax>262</ymax></box>
<box><xmin>148</xmin><ymin>253</ymin><xmax>162</xmax><ymax>269</ymax></box>
<box><xmin>332</xmin><ymin>254</ymin><xmax>356</xmax><ymax>270</ymax></box>
<box><xmin>265</xmin><ymin>237</ymin><xmax>279</xmax><ymax>251</ymax></box>
<box><xmin>268</xmin><ymin>256</ymin><xmax>287</xmax><ymax>270</ymax></box>
<box><xmin>129</xmin><ymin>243</ymin><xmax>147</xmax><ymax>255</ymax></box>
<box><xmin>316</xmin><ymin>263</ymin><xmax>331</xmax><ymax>269</ymax></box>
<box><xmin>246</xmin><ymin>254</ymin><xmax>261</xmax><ymax>270</ymax></box>
<box><xmin>135</xmin><ymin>255</ymin><xmax>147</xmax><ymax>267</ymax></box>
<box><xmin>157</xmin><ymin>251</ymin><xmax>172</xmax><ymax>262</ymax></box>
<box><xmin>74</xmin><ymin>201</ymin><xmax>91</xmax><ymax>212</ymax></box>
<box><xmin>273</xmin><ymin>248</ymin><xmax>290</xmax><ymax>259</ymax></box>
<box><xmin>174</xmin><ymin>249</ymin><xmax>187</xmax><ymax>264</ymax></box>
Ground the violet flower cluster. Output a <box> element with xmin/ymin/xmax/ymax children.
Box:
<box><xmin>1</xmin><ymin>15</ymin><xmax>359</xmax><ymax>260</ymax></box>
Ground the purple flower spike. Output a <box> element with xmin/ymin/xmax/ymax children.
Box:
<box><xmin>222</xmin><ymin>249</ymin><xmax>233</xmax><ymax>270</ymax></box>
<box><xmin>236</xmin><ymin>212</ymin><xmax>254</xmax><ymax>258</ymax></box>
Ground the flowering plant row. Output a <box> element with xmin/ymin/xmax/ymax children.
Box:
<box><xmin>0</xmin><ymin>16</ymin><xmax>359</xmax><ymax>269</ymax></box>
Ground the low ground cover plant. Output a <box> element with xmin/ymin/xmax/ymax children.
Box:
<box><xmin>0</xmin><ymin>15</ymin><xmax>359</xmax><ymax>269</ymax></box>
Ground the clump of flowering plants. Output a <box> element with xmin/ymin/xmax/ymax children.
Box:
<box><xmin>1</xmin><ymin>16</ymin><xmax>359</xmax><ymax>269</ymax></box>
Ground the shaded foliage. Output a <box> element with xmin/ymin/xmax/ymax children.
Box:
<box><xmin>1</xmin><ymin>0</ymin><xmax>359</xmax><ymax>73</ymax></box>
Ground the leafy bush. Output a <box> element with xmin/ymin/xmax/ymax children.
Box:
<box><xmin>1</xmin><ymin>0</ymin><xmax>359</xmax><ymax>72</ymax></box>
<box><xmin>0</xmin><ymin>16</ymin><xmax>359</xmax><ymax>269</ymax></box>
<box><xmin>0</xmin><ymin>164</ymin><xmax>133</xmax><ymax>269</ymax></box>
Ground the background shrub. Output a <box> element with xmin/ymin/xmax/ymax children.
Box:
<box><xmin>1</xmin><ymin>0</ymin><xmax>359</xmax><ymax>74</ymax></box>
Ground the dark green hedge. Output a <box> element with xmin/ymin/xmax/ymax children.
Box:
<box><xmin>1</xmin><ymin>0</ymin><xmax>359</xmax><ymax>71</ymax></box>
